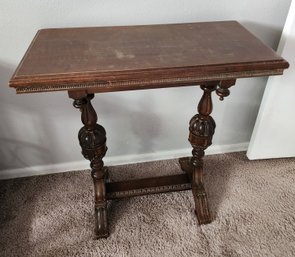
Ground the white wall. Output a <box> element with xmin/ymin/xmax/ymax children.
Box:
<box><xmin>0</xmin><ymin>0</ymin><xmax>291</xmax><ymax>178</ymax></box>
<box><xmin>247</xmin><ymin>0</ymin><xmax>295</xmax><ymax>160</ymax></box>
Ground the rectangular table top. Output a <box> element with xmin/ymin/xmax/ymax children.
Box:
<box><xmin>9</xmin><ymin>21</ymin><xmax>289</xmax><ymax>94</ymax></box>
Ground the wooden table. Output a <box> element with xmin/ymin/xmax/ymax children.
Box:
<box><xmin>9</xmin><ymin>21</ymin><xmax>289</xmax><ymax>238</ymax></box>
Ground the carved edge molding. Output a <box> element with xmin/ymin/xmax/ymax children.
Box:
<box><xmin>15</xmin><ymin>69</ymin><xmax>284</xmax><ymax>94</ymax></box>
<box><xmin>106</xmin><ymin>183</ymin><xmax>192</xmax><ymax>199</ymax></box>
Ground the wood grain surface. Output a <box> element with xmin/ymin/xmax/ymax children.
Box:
<box><xmin>9</xmin><ymin>21</ymin><xmax>289</xmax><ymax>93</ymax></box>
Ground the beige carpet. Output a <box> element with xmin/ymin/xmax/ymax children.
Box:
<box><xmin>1</xmin><ymin>152</ymin><xmax>295</xmax><ymax>257</ymax></box>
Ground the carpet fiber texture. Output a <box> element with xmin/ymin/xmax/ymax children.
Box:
<box><xmin>1</xmin><ymin>152</ymin><xmax>295</xmax><ymax>257</ymax></box>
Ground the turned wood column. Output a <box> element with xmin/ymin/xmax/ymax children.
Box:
<box><xmin>187</xmin><ymin>80</ymin><xmax>236</xmax><ymax>224</ymax></box>
<box><xmin>70</xmin><ymin>92</ymin><xmax>109</xmax><ymax>238</ymax></box>
<box><xmin>188</xmin><ymin>84</ymin><xmax>216</xmax><ymax>224</ymax></box>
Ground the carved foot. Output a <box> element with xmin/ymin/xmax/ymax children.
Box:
<box><xmin>95</xmin><ymin>205</ymin><xmax>109</xmax><ymax>238</ymax></box>
<box><xmin>192</xmin><ymin>183</ymin><xmax>211</xmax><ymax>224</ymax></box>
<box><xmin>92</xmin><ymin>164</ymin><xmax>108</xmax><ymax>238</ymax></box>
<box><xmin>180</xmin><ymin>157</ymin><xmax>211</xmax><ymax>224</ymax></box>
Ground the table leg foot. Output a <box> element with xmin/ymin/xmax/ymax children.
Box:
<box><xmin>92</xmin><ymin>166</ymin><xmax>108</xmax><ymax>238</ymax></box>
<box><xmin>179</xmin><ymin>157</ymin><xmax>211</xmax><ymax>224</ymax></box>
<box><xmin>192</xmin><ymin>169</ymin><xmax>211</xmax><ymax>224</ymax></box>
<box><xmin>95</xmin><ymin>205</ymin><xmax>109</xmax><ymax>238</ymax></box>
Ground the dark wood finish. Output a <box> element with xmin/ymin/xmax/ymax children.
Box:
<box><xmin>106</xmin><ymin>173</ymin><xmax>191</xmax><ymax>199</ymax></box>
<box><xmin>71</xmin><ymin>92</ymin><xmax>109</xmax><ymax>238</ymax></box>
<box><xmin>9</xmin><ymin>21</ymin><xmax>288</xmax><ymax>94</ymax></box>
<box><xmin>216</xmin><ymin>79</ymin><xmax>236</xmax><ymax>100</ymax></box>
<box><xmin>179</xmin><ymin>157</ymin><xmax>193</xmax><ymax>178</ymax></box>
<box><xmin>9</xmin><ymin>21</ymin><xmax>289</xmax><ymax>239</ymax></box>
<box><xmin>188</xmin><ymin>84</ymin><xmax>215</xmax><ymax>224</ymax></box>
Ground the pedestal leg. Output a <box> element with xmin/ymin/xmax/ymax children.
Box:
<box><xmin>183</xmin><ymin>80</ymin><xmax>236</xmax><ymax>224</ymax></box>
<box><xmin>72</xmin><ymin>93</ymin><xmax>109</xmax><ymax>238</ymax></box>
<box><xmin>188</xmin><ymin>84</ymin><xmax>216</xmax><ymax>224</ymax></box>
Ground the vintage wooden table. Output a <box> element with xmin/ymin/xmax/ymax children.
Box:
<box><xmin>9</xmin><ymin>21</ymin><xmax>289</xmax><ymax>238</ymax></box>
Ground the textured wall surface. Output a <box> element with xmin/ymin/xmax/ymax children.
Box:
<box><xmin>0</xmin><ymin>0</ymin><xmax>291</xmax><ymax>173</ymax></box>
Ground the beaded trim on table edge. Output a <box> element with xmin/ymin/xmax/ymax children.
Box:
<box><xmin>15</xmin><ymin>69</ymin><xmax>283</xmax><ymax>94</ymax></box>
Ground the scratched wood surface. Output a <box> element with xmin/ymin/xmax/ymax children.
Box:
<box><xmin>9</xmin><ymin>21</ymin><xmax>288</xmax><ymax>93</ymax></box>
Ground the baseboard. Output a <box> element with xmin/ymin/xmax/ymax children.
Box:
<box><xmin>0</xmin><ymin>142</ymin><xmax>249</xmax><ymax>180</ymax></box>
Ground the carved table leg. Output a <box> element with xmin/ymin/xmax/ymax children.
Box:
<box><xmin>188</xmin><ymin>84</ymin><xmax>216</xmax><ymax>224</ymax></box>
<box><xmin>181</xmin><ymin>80</ymin><xmax>236</xmax><ymax>225</ymax></box>
<box><xmin>72</xmin><ymin>93</ymin><xmax>109</xmax><ymax>238</ymax></box>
